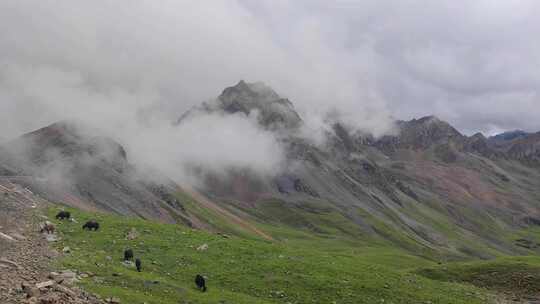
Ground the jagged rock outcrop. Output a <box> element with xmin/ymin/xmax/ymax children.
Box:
<box><xmin>504</xmin><ymin>132</ymin><xmax>540</xmax><ymax>164</ymax></box>
<box><xmin>489</xmin><ymin>130</ymin><xmax>529</xmax><ymax>144</ymax></box>
<box><xmin>375</xmin><ymin>115</ymin><xmax>466</xmax><ymax>154</ymax></box>
<box><xmin>464</xmin><ymin>132</ymin><xmax>489</xmax><ymax>154</ymax></box>
<box><xmin>219</xmin><ymin>81</ymin><xmax>302</xmax><ymax>129</ymax></box>
<box><xmin>177</xmin><ymin>80</ymin><xmax>302</xmax><ymax>130</ymax></box>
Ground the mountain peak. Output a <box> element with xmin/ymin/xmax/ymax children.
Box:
<box><xmin>489</xmin><ymin>130</ymin><xmax>529</xmax><ymax>142</ymax></box>
<box><xmin>470</xmin><ymin>132</ymin><xmax>487</xmax><ymax>140</ymax></box>
<box><xmin>219</xmin><ymin>80</ymin><xmax>286</xmax><ymax>112</ymax></box>
<box><xmin>378</xmin><ymin>115</ymin><xmax>464</xmax><ymax>152</ymax></box>
<box><xmin>6</xmin><ymin>121</ymin><xmax>127</xmax><ymax>169</ymax></box>
<box><xmin>218</xmin><ymin>81</ymin><xmax>302</xmax><ymax>129</ymax></box>
<box><xmin>410</xmin><ymin>115</ymin><xmax>457</xmax><ymax>129</ymax></box>
<box><xmin>415</xmin><ymin>115</ymin><xmax>441</xmax><ymax>124</ymax></box>
<box><xmin>178</xmin><ymin>81</ymin><xmax>303</xmax><ymax>130</ymax></box>
<box><xmin>405</xmin><ymin>115</ymin><xmax>462</xmax><ymax>142</ymax></box>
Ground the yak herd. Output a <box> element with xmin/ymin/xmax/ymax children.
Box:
<box><xmin>54</xmin><ymin>210</ymin><xmax>207</xmax><ymax>293</ymax></box>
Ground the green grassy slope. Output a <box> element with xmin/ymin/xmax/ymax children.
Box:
<box><xmin>46</xmin><ymin>206</ymin><xmax>504</xmax><ymax>304</ymax></box>
<box><xmin>417</xmin><ymin>256</ymin><xmax>540</xmax><ymax>298</ymax></box>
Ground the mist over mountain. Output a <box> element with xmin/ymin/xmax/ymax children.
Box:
<box><xmin>2</xmin><ymin>1</ymin><xmax>539</xmax><ymax>191</ymax></box>
<box><xmin>1</xmin><ymin>79</ymin><xmax>539</xmax><ymax>262</ymax></box>
<box><xmin>2</xmin><ymin>2</ymin><xmax>540</xmax><ymax>303</ymax></box>
<box><xmin>3</xmin><ymin>1</ymin><xmax>540</xmax><ymax>142</ymax></box>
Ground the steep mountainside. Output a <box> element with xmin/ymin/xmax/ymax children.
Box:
<box><xmin>2</xmin><ymin>81</ymin><xmax>540</xmax><ymax>261</ymax></box>
<box><xmin>175</xmin><ymin>81</ymin><xmax>540</xmax><ymax>259</ymax></box>
<box><xmin>490</xmin><ymin>130</ymin><xmax>530</xmax><ymax>143</ymax></box>
<box><xmin>0</xmin><ymin>122</ymin><xmax>193</xmax><ymax>224</ymax></box>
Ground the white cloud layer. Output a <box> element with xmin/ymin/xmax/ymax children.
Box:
<box><xmin>1</xmin><ymin>1</ymin><xmax>539</xmax><ymax>170</ymax></box>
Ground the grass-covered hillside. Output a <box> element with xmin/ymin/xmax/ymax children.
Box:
<box><xmin>417</xmin><ymin>256</ymin><xmax>540</xmax><ymax>299</ymax></box>
<box><xmin>44</xmin><ymin>206</ymin><xmax>540</xmax><ymax>304</ymax></box>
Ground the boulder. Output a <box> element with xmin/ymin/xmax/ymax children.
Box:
<box><xmin>45</xmin><ymin>234</ymin><xmax>58</xmax><ymax>242</ymax></box>
<box><xmin>121</xmin><ymin>261</ymin><xmax>134</xmax><ymax>268</ymax></box>
<box><xmin>56</xmin><ymin>270</ymin><xmax>79</xmax><ymax>285</ymax></box>
<box><xmin>35</xmin><ymin>281</ymin><xmax>55</xmax><ymax>289</ymax></box>
<box><xmin>22</xmin><ymin>283</ymin><xmax>40</xmax><ymax>298</ymax></box>
<box><xmin>53</xmin><ymin>284</ymin><xmax>76</xmax><ymax>297</ymax></box>
<box><xmin>125</xmin><ymin>228</ymin><xmax>139</xmax><ymax>240</ymax></box>
<box><xmin>106</xmin><ymin>297</ymin><xmax>121</xmax><ymax>303</ymax></box>
<box><xmin>196</xmin><ymin>243</ymin><xmax>208</xmax><ymax>251</ymax></box>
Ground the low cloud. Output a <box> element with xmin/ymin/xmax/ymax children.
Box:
<box><xmin>1</xmin><ymin>1</ymin><xmax>539</xmax><ymax>184</ymax></box>
<box><xmin>243</xmin><ymin>0</ymin><xmax>540</xmax><ymax>134</ymax></box>
<box><xmin>123</xmin><ymin>110</ymin><xmax>285</xmax><ymax>185</ymax></box>
<box><xmin>0</xmin><ymin>0</ymin><xmax>398</xmax><ymax>184</ymax></box>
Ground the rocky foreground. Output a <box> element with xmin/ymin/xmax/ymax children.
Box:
<box><xmin>0</xmin><ymin>180</ymin><xmax>107</xmax><ymax>304</ymax></box>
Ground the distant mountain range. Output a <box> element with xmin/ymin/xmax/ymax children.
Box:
<box><xmin>490</xmin><ymin>130</ymin><xmax>530</xmax><ymax>142</ymax></box>
<box><xmin>1</xmin><ymin>80</ymin><xmax>539</xmax><ymax>259</ymax></box>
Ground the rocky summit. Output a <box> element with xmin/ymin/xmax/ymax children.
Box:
<box><xmin>177</xmin><ymin>81</ymin><xmax>302</xmax><ymax>130</ymax></box>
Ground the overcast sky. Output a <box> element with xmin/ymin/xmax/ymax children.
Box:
<box><xmin>241</xmin><ymin>0</ymin><xmax>540</xmax><ymax>135</ymax></box>
<box><xmin>1</xmin><ymin>0</ymin><xmax>540</xmax><ymax>140</ymax></box>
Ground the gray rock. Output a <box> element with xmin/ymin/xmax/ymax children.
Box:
<box><xmin>35</xmin><ymin>280</ymin><xmax>55</xmax><ymax>289</ymax></box>
<box><xmin>106</xmin><ymin>297</ymin><xmax>121</xmax><ymax>303</ymax></box>
<box><xmin>125</xmin><ymin>227</ymin><xmax>139</xmax><ymax>240</ymax></box>
<box><xmin>22</xmin><ymin>283</ymin><xmax>40</xmax><ymax>298</ymax></box>
<box><xmin>196</xmin><ymin>243</ymin><xmax>208</xmax><ymax>251</ymax></box>
<box><xmin>45</xmin><ymin>234</ymin><xmax>58</xmax><ymax>242</ymax></box>
<box><xmin>121</xmin><ymin>261</ymin><xmax>134</xmax><ymax>268</ymax></box>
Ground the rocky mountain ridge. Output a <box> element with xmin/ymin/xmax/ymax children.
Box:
<box><xmin>182</xmin><ymin>81</ymin><xmax>540</xmax><ymax>165</ymax></box>
<box><xmin>1</xmin><ymin>81</ymin><xmax>539</xmax><ymax>259</ymax></box>
<box><xmin>173</xmin><ymin>81</ymin><xmax>540</xmax><ymax>258</ymax></box>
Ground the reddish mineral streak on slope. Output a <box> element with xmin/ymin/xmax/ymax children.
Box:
<box><xmin>182</xmin><ymin>186</ymin><xmax>274</xmax><ymax>241</ymax></box>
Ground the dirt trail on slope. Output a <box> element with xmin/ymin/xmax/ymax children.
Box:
<box><xmin>0</xmin><ymin>180</ymin><xmax>103</xmax><ymax>304</ymax></box>
<box><xmin>182</xmin><ymin>187</ymin><xmax>274</xmax><ymax>241</ymax></box>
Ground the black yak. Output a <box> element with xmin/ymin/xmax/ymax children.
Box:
<box><xmin>135</xmin><ymin>258</ymin><xmax>141</xmax><ymax>272</ymax></box>
<box><xmin>124</xmin><ymin>249</ymin><xmax>134</xmax><ymax>261</ymax></box>
<box><xmin>195</xmin><ymin>274</ymin><xmax>207</xmax><ymax>292</ymax></box>
<box><xmin>82</xmin><ymin>220</ymin><xmax>99</xmax><ymax>231</ymax></box>
<box><xmin>55</xmin><ymin>211</ymin><xmax>71</xmax><ymax>220</ymax></box>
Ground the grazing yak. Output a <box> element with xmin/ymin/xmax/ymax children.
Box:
<box><xmin>82</xmin><ymin>220</ymin><xmax>100</xmax><ymax>231</ymax></box>
<box><xmin>55</xmin><ymin>211</ymin><xmax>71</xmax><ymax>220</ymax></box>
<box><xmin>195</xmin><ymin>274</ymin><xmax>207</xmax><ymax>292</ymax></box>
<box><xmin>124</xmin><ymin>249</ymin><xmax>134</xmax><ymax>261</ymax></box>
<box><xmin>135</xmin><ymin>258</ymin><xmax>141</xmax><ymax>272</ymax></box>
<box><xmin>40</xmin><ymin>223</ymin><xmax>55</xmax><ymax>234</ymax></box>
